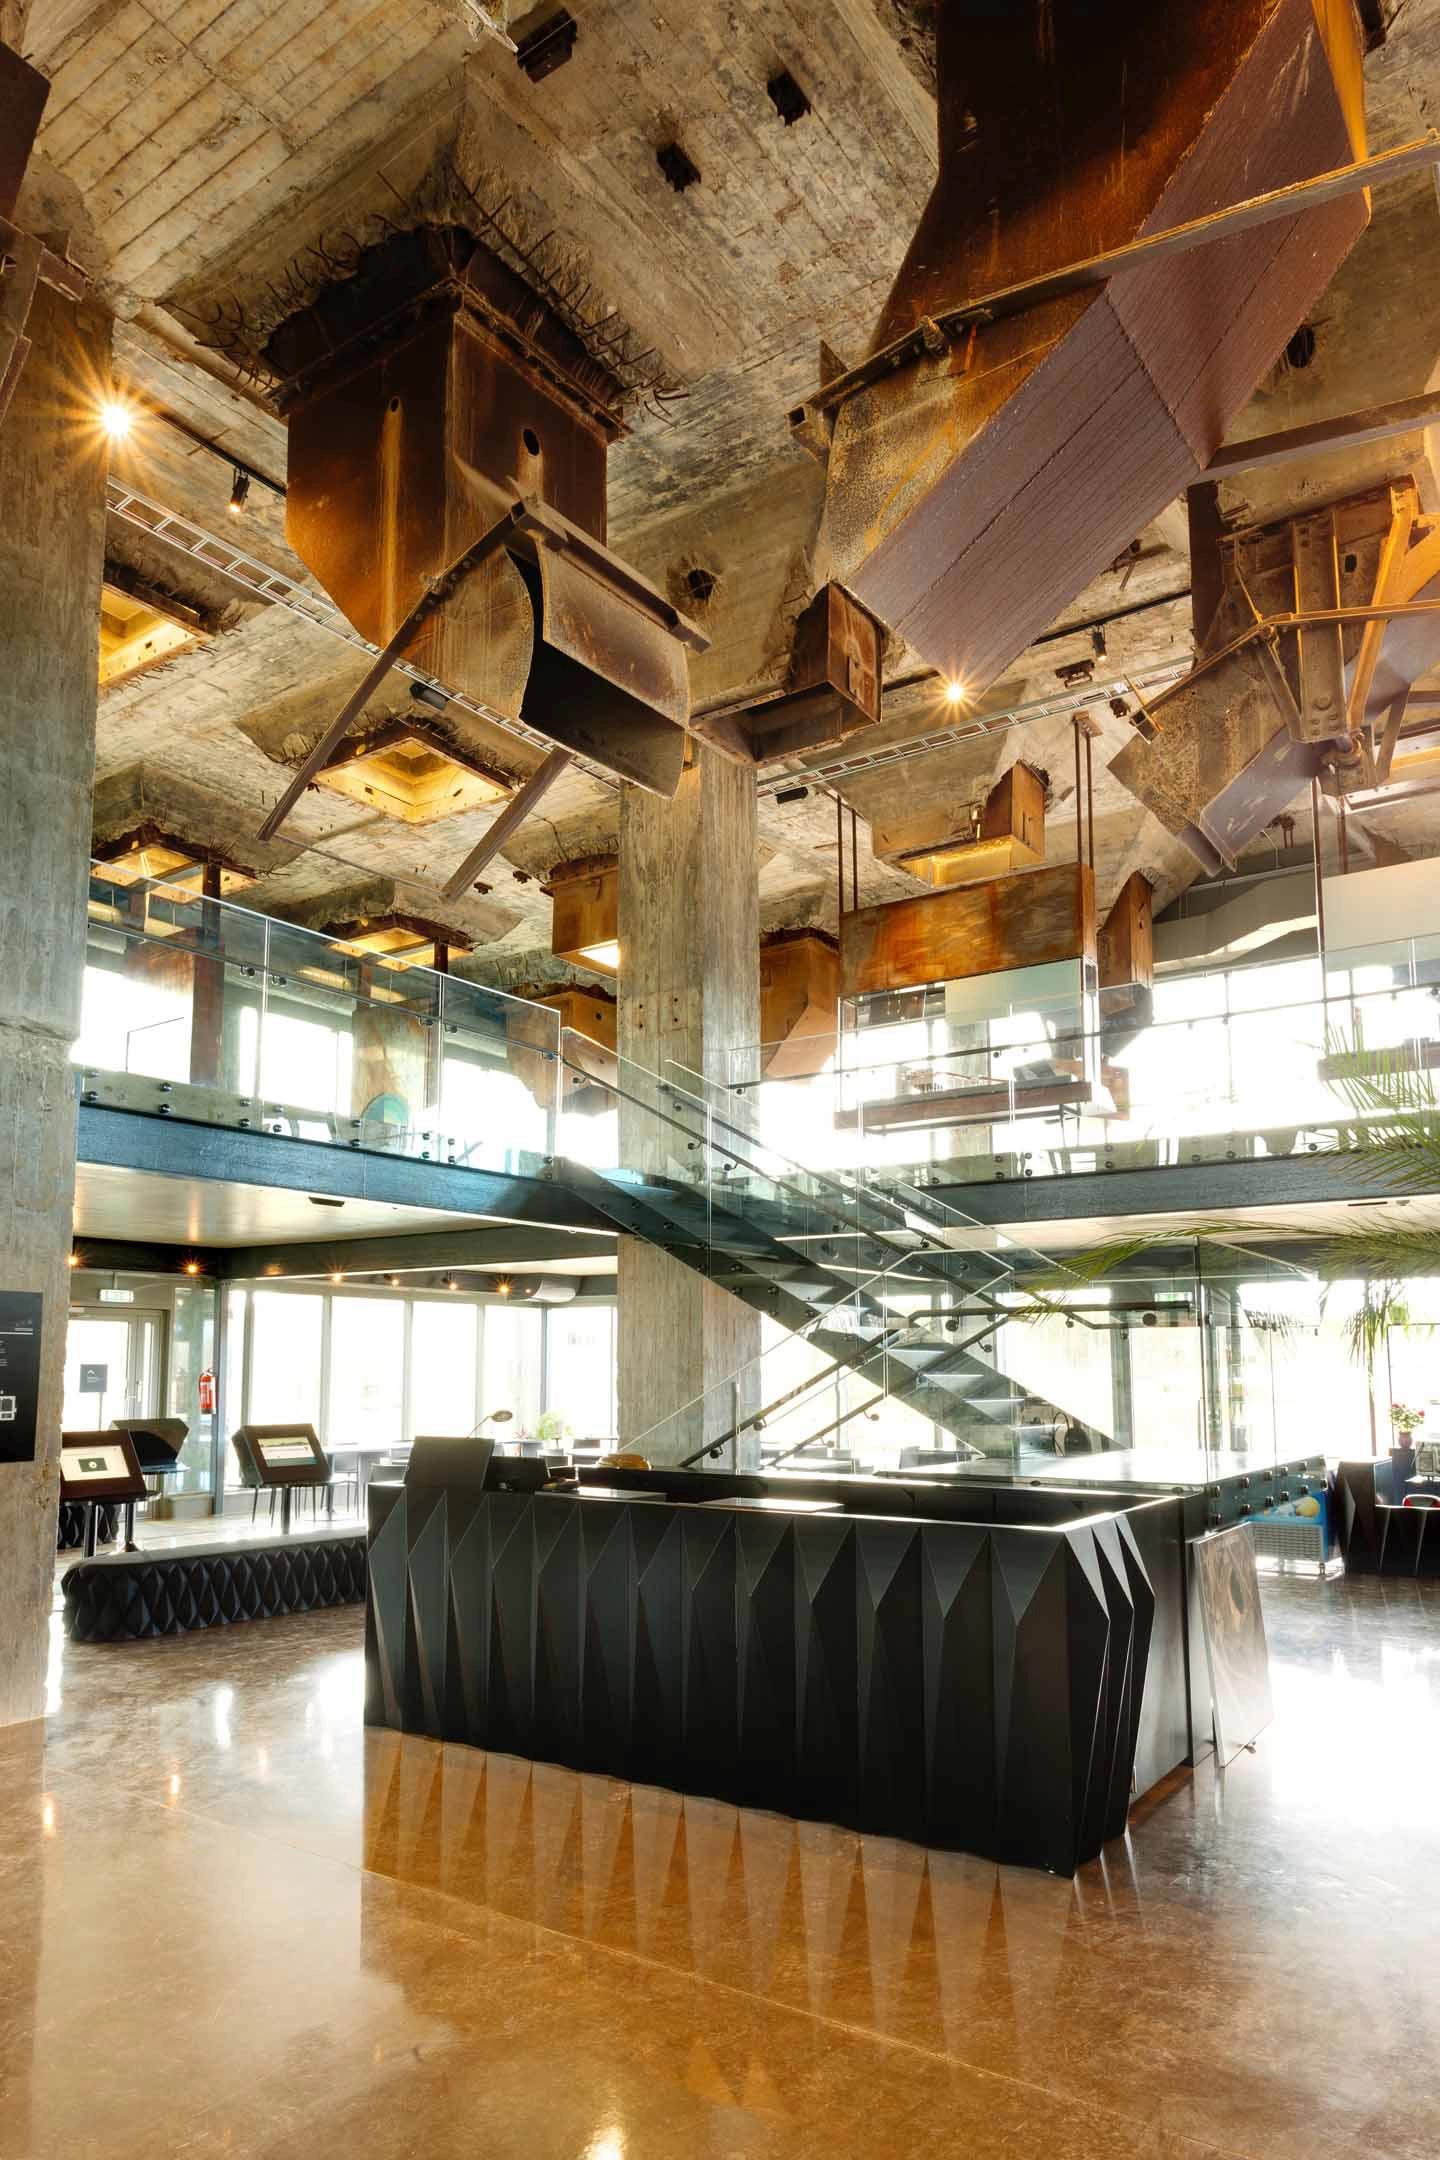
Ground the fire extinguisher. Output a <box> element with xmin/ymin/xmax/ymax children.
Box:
<box><xmin>198</xmin><ymin>1369</ymin><xmax>216</xmax><ymax>1416</ymax></box>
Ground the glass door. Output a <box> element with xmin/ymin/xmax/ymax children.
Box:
<box><xmin>61</xmin><ymin>1310</ymin><xmax>161</xmax><ymax>1430</ymax></box>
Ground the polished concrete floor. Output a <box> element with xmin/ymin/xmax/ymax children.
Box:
<box><xmin>2</xmin><ymin>1574</ymin><xmax>1437</xmax><ymax>2160</ymax></box>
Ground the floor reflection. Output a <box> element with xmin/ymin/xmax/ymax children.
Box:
<box><xmin>0</xmin><ymin>1576</ymin><xmax>1436</xmax><ymax>2159</ymax></box>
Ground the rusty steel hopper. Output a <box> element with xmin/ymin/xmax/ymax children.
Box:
<box><xmin>796</xmin><ymin>0</ymin><xmax>1367</xmax><ymax>697</ymax></box>
<box><xmin>1112</xmin><ymin>482</ymin><xmax>1440</xmax><ymax>866</ymax></box>
<box><xmin>260</xmin><ymin>227</ymin><xmax>703</xmax><ymax>830</ymax></box>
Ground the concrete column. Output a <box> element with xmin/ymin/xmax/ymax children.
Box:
<box><xmin>0</xmin><ymin>283</ymin><xmax>110</xmax><ymax>1726</ymax></box>
<box><xmin>616</xmin><ymin>746</ymin><xmax>761</xmax><ymax>1463</ymax></box>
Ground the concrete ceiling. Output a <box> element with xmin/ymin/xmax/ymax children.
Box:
<box><xmin>16</xmin><ymin>0</ymin><xmax>1440</xmax><ymax>988</ymax></box>
<box><xmin>73</xmin><ymin>1160</ymin><xmax>509</xmax><ymax>1245</ymax></box>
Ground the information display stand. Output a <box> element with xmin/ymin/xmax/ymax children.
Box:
<box><xmin>233</xmin><ymin>1423</ymin><xmax>329</xmax><ymax>1532</ymax></box>
<box><xmin>111</xmin><ymin>1418</ymin><xmax>189</xmax><ymax>1544</ymax></box>
<box><xmin>60</xmin><ymin>1431</ymin><xmax>149</xmax><ymax>1557</ymax></box>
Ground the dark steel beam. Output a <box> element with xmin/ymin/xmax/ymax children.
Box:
<box><xmin>217</xmin><ymin>1222</ymin><xmax>614</xmax><ymax>1280</ymax></box>
<box><xmin>76</xmin><ymin>1104</ymin><xmax>616</xmax><ymax>1232</ymax></box>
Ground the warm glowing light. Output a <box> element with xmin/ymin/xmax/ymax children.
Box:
<box><xmin>99</xmin><ymin>399</ymin><xmax>134</xmax><ymax>443</ymax></box>
<box><xmin>329</xmin><ymin>1271</ymin><xmax>344</xmax><ymax>1285</ymax></box>
<box><xmin>66</xmin><ymin>1251</ymin><xmax>80</xmax><ymax>1269</ymax></box>
<box><xmin>495</xmin><ymin>1277</ymin><xmax>513</xmax><ymax>1298</ymax></box>
<box><xmin>41</xmin><ymin>1798</ymin><xmax>56</xmax><ymax>1837</ymax></box>
<box><xmin>578</xmin><ymin>940</ymin><xmax>620</xmax><ymax>971</ymax></box>
<box><xmin>943</xmin><ymin>678</ymin><xmax>967</xmax><ymax>707</ymax></box>
<box><xmin>167</xmin><ymin>1772</ymin><xmax>182</xmax><ymax>1801</ymax></box>
<box><xmin>184</xmin><ymin>1259</ymin><xmax>202</xmax><ymax>1276</ymax></box>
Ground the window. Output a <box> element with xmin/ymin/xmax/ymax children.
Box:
<box><xmin>248</xmin><ymin>1291</ymin><xmax>324</xmax><ymax>1427</ymax></box>
<box><xmin>545</xmin><ymin>1306</ymin><xmax>616</xmax><ymax>1442</ymax></box>
<box><xmin>481</xmin><ymin>1304</ymin><xmax>543</xmax><ymax>1437</ymax></box>
<box><xmin>409</xmin><ymin>1300</ymin><xmax>478</xmax><ymax>1439</ymax></box>
<box><xmin>328</xmin><ymin>1297</ymin><xmax>405</xmax><ymax>1450</ymax></box>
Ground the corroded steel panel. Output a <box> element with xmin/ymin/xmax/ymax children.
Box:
<box><xmin>823</xmin><ymin>0</ymin><xmax>1367</xmax><ymax>696</ymax></box>
<box><xmin>840</xmin><ymin>863</ymin><xmax>1095</xmax><ymax>1000</ymax></box>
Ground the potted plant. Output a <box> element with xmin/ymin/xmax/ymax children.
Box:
<box><xmin>1389</xmin><ymin>1401</ymin><xmax>1424</xmax><ymax>1492</ymax></box>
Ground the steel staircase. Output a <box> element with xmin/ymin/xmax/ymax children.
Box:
<box><xmin>546</xmin><ymin>1044</ymin><xmax>1111</xmax><ymax>1463</ymax></box>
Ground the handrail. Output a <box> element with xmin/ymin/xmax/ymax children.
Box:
<box><xmin>675</xmin><ymin>1311</ymin><xmax>1008</xmax><ymax>1472</ymax></box>
<box><xmin>554</xmin><ymin>1040</ymin><xmax>1094</xmax><ymax>1334</ymax></box>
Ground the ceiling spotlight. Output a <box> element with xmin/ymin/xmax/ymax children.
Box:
<box><xmin>183</xmin><ymin>1259</ymin><xmax>202</xmax><ymax>1277</ymax></box>
<box><xmin>775</xmin><ymin>784</ymin><xmax>809</xmax><ymax>805</ymax></box>
<box><xmin>943</xmin><ymin>679</ymin><xmax>967</xmax><ymax>707</ymax></box>
<box><xmin>99</xmin><ymin>400</ymin><xmax>134</xmax><ymax>443</ymax></box>
<box><xmin>329</xmin><ymin>1270</ymin><xmax>344</xmax><ymax>1285</ymax></box>
<box><xmin>495</xmin><ymin>1276</ymin><xmax>513</xmax><ymax>1298</ymax></box>
<box><xmin>228</xmin><ymin>468</ymin><xmax>251</xmax><ymax>515</ymax></box>
<box><xmin>442</xmin><ymin>1274</ymin><xmax>456</xmax><ymax>1291</ymax></box>
<box><xmin>66</xmin><ymin>1251</ymin><xmax>80</xmax><ymax>1269</ymax></box>
<box><xmin>386</xmin><ymin>1273</ymin><xmax>401</xmax><ymax>1288</ymax></box>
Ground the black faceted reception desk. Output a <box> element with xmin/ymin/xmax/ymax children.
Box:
<box><xmin>365</xmin><ymin>1473</ymin><xmax>1184</xmax><ymax>1875</ymax></box>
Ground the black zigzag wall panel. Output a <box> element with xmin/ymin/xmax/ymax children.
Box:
<box><xmin>365</xmin><ymin>1487</ymin><xmax>1157</xmax><ymax>1874</ymax></box>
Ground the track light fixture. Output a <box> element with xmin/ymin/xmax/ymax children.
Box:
<box><xmin>228</xmin><ymin>468</ymin><xmax>251</xmax><ymax>515</ymax></box>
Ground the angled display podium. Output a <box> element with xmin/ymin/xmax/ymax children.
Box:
<box><xmin>365</xmin><ymin>1453</ymin><xmax>1196</xmax><ymax>1875</ymax></box>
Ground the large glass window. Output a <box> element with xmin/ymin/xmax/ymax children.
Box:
<box><xmin>545</xmin><ymin>1306</ymin><xmax>616</xmax><ymax>1443</ymax></box>
<box><xmin>481</xmin><ymin>1304</ymin><xmax>543</xmax><ymax>1437</ymax></box>
<box><xmin>248</xmin><ymin>1291</ymin><xmax>324</xmax><ymax>1427</ymax></box>
<box><xmin>328</xmin><ymin>1297</ymin><xmax>405</xmax><ymax>1450</ymax></box>
<box><xmin>409</xmin><ymin>1300</ymin><xmax>479</xmax><ymax>1438</ymax></box>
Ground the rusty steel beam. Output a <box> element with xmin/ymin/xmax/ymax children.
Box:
<box><xmin>805</xmin><ymin>133</ymin><xmax>1440</xmax><ymax>418</ymax></box>
<box><xmin>440</xmin><ymin>746</ymin><xmax>572</xmax><ymax>901</ymax></box>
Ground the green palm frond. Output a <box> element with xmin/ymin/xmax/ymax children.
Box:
<box><xmin>1032</xmin><ymin>1222</ymin><xmax>1304</xmax><ymax>1291</ymax></box>
<box><xmin>1324</xmin><ymin>1023</ymin><xmax>1440</xmax><ymax>1192</ymax></box>
<box><xmin>1315</xmin><ymin>1227</ymin><xmax>1440</xmax><ymax>1282</ymax></box>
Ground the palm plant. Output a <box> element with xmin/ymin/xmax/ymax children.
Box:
<box><xmin>1046</xmin><ymin>1020</ymin><xmax>1440</xmax><ymax>1452</ymax></box>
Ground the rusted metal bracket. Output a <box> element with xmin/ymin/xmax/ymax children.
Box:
<box><xmin>257</xmin><ymin>494</ymin><xmax>707</xmax><ymax>844</ymax></box>
<box><xmin>794</xmin><ymin>131</ymin><xmax>1440</xmax><ymax>428</ymax></box>
<box><xmin>1</xmin><ymin>40</ymin><xmax>89</xmax><ymax>430</ymax></box>
<box><xmin>0</xmin><ymin>220</ymin><xmax>88</xmax><ymax>430</ymax></box>
<box><xmin>440</xmin><ymin>745</ymin><xmax>572</xmax><ymax>901</ymax></box>
<box><xmin>256</xmin><ymin>507</ymin><xmax>526</xmax><ymax>842</ymax></box>
<box><xmin>1290</xmin><ymin>510</ymin><xmax>1346</xmax><ymax>742</ymax></box>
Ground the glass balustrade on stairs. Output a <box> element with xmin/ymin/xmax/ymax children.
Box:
<box><xmin>549</xmin><ymin>1029</ymin><xmax>1107</xmax><ymax>1471</ymax></box>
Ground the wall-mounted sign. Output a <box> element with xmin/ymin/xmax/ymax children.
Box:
<box><xmin>0</xmin><ymin>1291</ymin><xmax>43</xmax><ymax>1466</ymax></box>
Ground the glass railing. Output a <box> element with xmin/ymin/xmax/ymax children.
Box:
<box><xmin>549</xmin><ymin>1025</ymin><xmax>1112</xmax><ymax>1472</ymax></box>
<box><xmin>78</xmin><ymin>862</ymin><xmax>559</xmax><ymax>1173</ymax></box>
<box><xmin>683</xmin><ymin>940</ymin><xmax>1440</xmax><ymax>1191</ymax></box>
<box><xmin>625</xmin><ymin>1251</ymin><xmax>1344</xmax><ymax>1492</ymax></box>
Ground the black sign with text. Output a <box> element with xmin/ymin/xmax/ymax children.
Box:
<box><xmin>0</xmin><ymin>1291</ymin><xmax>43</xmax><ymax>1465</ymax></box>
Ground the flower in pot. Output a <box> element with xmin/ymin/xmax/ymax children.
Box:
<box><xmin>1390</xmin><ymin>1402</ymin><xmax>1425</xmax><ymax>1443</ymax></box>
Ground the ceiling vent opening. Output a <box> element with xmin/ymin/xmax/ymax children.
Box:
<box><xmin>767</xmin><ymin>70</ymin><xmax>811</xmax><ymax>125</ymax></box>
<box><xmin>656</xmin><ymin>142</ymin><xmax>701</xmax><ymax>192</ymax></box>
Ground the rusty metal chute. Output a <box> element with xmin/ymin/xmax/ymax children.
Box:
<box><xmin>260</xmin><ymin>228</ymin><xmax>703</xmax><ymax>838</ymax></box>
<box><xmin>796</xmin><ymin>1</ymin><xmax>1369</xmax><ymax>699</ymax></box>
<box><xmin>1110</xmin><ymin>483</ymin><xmax>1440</xmax><ymax>866</ymax></box>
